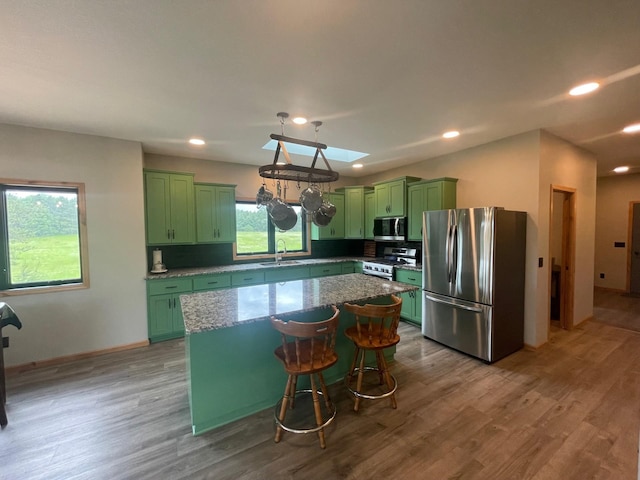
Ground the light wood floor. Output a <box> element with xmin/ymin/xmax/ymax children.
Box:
<box><xmin>2</xmin><ymin>291</ymin><xmax>639</xmax><ymax>480</ymax></box>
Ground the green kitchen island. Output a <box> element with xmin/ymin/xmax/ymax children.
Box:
<box><xmin>180</xmin><ymin>273</ymin><xmax>418</xmax><ymax>436</ymax></box>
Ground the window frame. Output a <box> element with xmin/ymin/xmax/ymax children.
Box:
<box><xmin>232</xmin><ymin>198</ymin><xmax>311</xmax><ymax>261</ymax></box>
<box><xmin>0</xmin><ymin>179</ymin><xmax>90</xmax><ymax>295</ymax></box>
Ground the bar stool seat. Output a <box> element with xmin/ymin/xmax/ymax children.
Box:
<box><xmin>343</xmin><ymin>294</ymin><xmax>402</xmax><ymax>412</ymax></box>
<box><xmin>270</xmin><ymin>306</ymin><xmax>340</xmax><ymax>449</ymax></box>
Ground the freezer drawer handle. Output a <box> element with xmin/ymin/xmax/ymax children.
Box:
<box><xmin>424</xmin><ymin>294</ymin><xmax>483</xmax><ymax>313</ymax></box>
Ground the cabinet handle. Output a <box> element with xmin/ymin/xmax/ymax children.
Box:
<box><xmin>168</xmin><ymin>299</ymin><xmax>171</xmax><ymax>308</ymax></box>
<box><xmin>167</xmin><ymin>230</ymin><xmax>171</xmax><ymax>240</ymax></box>
<box><xmin>173</xmin><ymin>298</ymin><xmax>176</xmax><ymax>308</ymax></box>
<box><xmin>165</xmin><ymin>285</ymin><xmax>178</xmax><ymax>289</ymax></box>
<box><xmin>172</xmin><ymin>229</ymin><xmax>175</xmax><ymax>239</ymax></box>
<box><xmin>207</xmin><ymin>281</ymin><xmax>218</xmax><ymax>285</ymax></box>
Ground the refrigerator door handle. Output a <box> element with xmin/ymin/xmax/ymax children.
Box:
<box><xmin>446</xmin><ymin>224</ymin><xmax>453</xmax><ymax>283</ymax></box>
<box><xmin>424</xmin><ymin>293</ymin><xmax>483</xmax><ymax>313</ymax></box>
<box><xmin>451</xmin><ymin>224</ymin><xmax>458</xmax><ymax>284</ymax></box>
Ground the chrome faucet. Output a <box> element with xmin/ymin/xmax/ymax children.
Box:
<box><xmin>276</xmin><ymin>239</ymin><xmax>287</xmax><ymax>264</ymax></box>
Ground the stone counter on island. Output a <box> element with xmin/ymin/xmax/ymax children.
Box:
<box><xmin>180</xmin><ymin>273</ymin><xmax>418</xmax><ymax>436</ymax></box>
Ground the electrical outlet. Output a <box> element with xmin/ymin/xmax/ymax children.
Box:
<box><xmin>600</xmin><ymin>273</ymin><xmax>605</xmax><ymax>279</ymax></box>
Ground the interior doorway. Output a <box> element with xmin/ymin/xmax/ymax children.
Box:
<box><xmin>628</xmin><ymin>202</ymin><xmax>640</xmax><ymax>294</ymax></box>
<box><xmin>549</xmin><ymin>186</ymin><xmax>576</xmax><ymax>331</ymax></box>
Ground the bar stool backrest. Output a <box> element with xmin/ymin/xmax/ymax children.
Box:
<box><xmin>343</xmin><ymin>294</ymin><xmax>402</xmax><ymax>348</ymax></box>
<box><xmin>270</xmin><ymin>305</ymin><xmax>340</xmax><ymax>373</ymax></box>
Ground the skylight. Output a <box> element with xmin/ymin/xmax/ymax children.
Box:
<box><xmin>262</xmin><ymin>140</ymin><xmax>369</xmax><ymax>163</ymax></box>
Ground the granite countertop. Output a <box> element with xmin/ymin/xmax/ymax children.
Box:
<box><xmin>146</xmin><ymin>256</ymin><xmax>421</xmax><ymax>280</ymax></box>
<box><xmin>180</xmin><ymin>273</ymin><xmax>419</xmax><ymax>334</ymax></box>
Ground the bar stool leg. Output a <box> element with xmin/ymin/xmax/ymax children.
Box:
<box><xmin>354</xmin><ymin>349</ymin><xmax>366</xmax><ymax>412</ymax></box>
<box><xmin>289</xmin><ymin>375</ymin><xmax>298</xmax><ymax>409</ymax></box>
<box><xmin>317</xmin><ymin>372</ymin><xmax>332</xmax><ymax>411</ymax></box>
<box><xmin>275</xmin><ymin>374</ymin><xmax>293</xmax><ymax>443</ymax></box>
<box><xmin>309</xmin><ymin>374</ymin><xmax>326</xmax><ymax>449</ymax></box>
<box><xmin>346</xmin><ymin>346</ymin><xmax>360</xmax><ymax>385</ymax></box>
<box><xmin>378</xmin><ymin>353</ymin><xmax>397</xmax><ymax>409</ymax></box>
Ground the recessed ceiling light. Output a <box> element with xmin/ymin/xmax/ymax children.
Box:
<box><xmin>292</xmin><ymin>117</ymin><xmax>307</xmax><ymax>125</ymax></box>
<box><xmin>569</xmin><ymin>82</ymin><xmax>600</xmax><ymax>96</ymax></box>
<box><xmin>442</xmin><ymin>131</ymin><xmax>460</xmax><ymax>139</ymax></box>
<box><xmin>189</xmin><ymin>138</ymin><xmax>205</xmax><ymax>146</ymax></box>
<box><xmin>614</xmin><ymin>166</ymin><xmax>630</xmax><ymax>173</ymax></box>
<box><xmin>352</xmin><ymin>163</ymin><xmax>363</xmax><ymax>169</ymax></box>
<box><xmin>622</xmin><ymin>123</ymin><xmax>640</xmax><ymax>134</ymax></box>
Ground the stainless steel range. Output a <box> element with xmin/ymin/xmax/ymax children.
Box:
<box><xmin>362</xmin><ymin>247</ymin><xmax>419</xmax><ymax>280</ymax></box>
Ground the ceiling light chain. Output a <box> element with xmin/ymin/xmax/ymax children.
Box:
<box><xmin>277</xmin><ymin>111</ymin><xmax>289</xmax><ymax>136</ymax></box>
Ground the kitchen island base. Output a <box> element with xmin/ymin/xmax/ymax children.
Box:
<box><xmin>187</xmin><ymin>303</ymin><xmax>396</xmax><ymax>436</ymax></box>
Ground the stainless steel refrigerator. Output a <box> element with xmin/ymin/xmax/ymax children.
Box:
<box><xmin>422</xmin><ymin>207</ymin><xmax>527</xmax><ymax>363</ymax></box>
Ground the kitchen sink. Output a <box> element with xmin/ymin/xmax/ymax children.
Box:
<box><xmin>260</xmin><ymin>260</ymin><xmax>301</xmax><ymax>266</ymax></box>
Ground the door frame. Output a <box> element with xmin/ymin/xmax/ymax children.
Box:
<box><xmin>549</xmin><ymin>185</ymin><xmax>576</xmax><ymax>331</ymax></box>
<box><xmin>626</xmin><ymin>201</ymin><xmax>640</xmax><ymax>293</ymax></box>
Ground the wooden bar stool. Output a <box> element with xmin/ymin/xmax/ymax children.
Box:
<box><xmin>343</xmin><ymin>294</ymin><xmax>402</xmax><ymax>412</ymax></box>
<box><xmin>270</xmin><ymin>305</ymin><xmax>340</xmax><ymax>449</ymax></box>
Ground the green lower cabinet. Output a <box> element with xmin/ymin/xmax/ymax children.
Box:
<box><xmin>231</xmin><ymin>271</ymin><xmax>265</xmax><ymax>286</ymax></box>
<box><xmin>265</xmin><ymin>266</ymin><xmax>310</xmax><ymax>283</ymax></box>
<box><xmin>147</xmin><ymin>277</ymin><xmax>193</xmax><ymax>342</ymax></box>
<box><xmin>395</xmin><ymin>269</ymin><xmax>422</xmax><ymax>325</ymax></box>
<box><xmin>341</xmin><ymin>262</ymin><xmax>356</xmax><ymax>274</ymax></box>
<box><xmin>193</xmin><ymin>274</ymin><xmax>232</xmax><ymax>291</ymax></box>
<box><xmin>310</xmin><ymin>263</ymin><xmax>342</xmax><ymax>277</ymax></box>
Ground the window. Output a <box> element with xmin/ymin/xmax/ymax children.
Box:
<box><xmin>235</xmin><ymin>201</ymin><xmax>308</xmax><ymax>257</ymax></box>
<box><xmin>0</xmin><ymin>180</ymin><xmax>89</xmax><ymax>292</ymax></box>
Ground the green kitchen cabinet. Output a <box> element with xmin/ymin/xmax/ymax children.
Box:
<box><xmin>407</xmin><ymin>178</ymin><xmax>457</xmax><ymax>241</ymax></box>
<box><xmin>194</xmin><ymin>183</ymin><xmax>237</xmax><ymax>243</ymax></box>
<box><xmin>373</xmin><ymin>176</ymin><xmax>421</xmax><ymax>218</ymax></box>
<box><xmin>265</xmin><ymin>266</ymin><xmax>310</xmax><ymax>283</ymax></box>
<box><xmin>192</xmin><ymin>273</ymin><xmax>232</xmax><ymax>291</ymax></box>
<box><xmin>310</xmin><ymin>263</ymin><xmax>342</xmax><ymax>277</ymax></box>
<box><xmin>395</xmin><ymin>269</ymin><xmax>422</xmax><ymax>326</ymax></box>
<box><xmin>364</xmin><ymin>191</ymin><xmax>375</xmax><ymax>239</ymax></box>
<box><xmin>147</xmin><ymin>278</ymin><xmax>193</xmax><ymax>342</ymax></box>
<box><xmin>231</xmin><ymin>271</ymin><xmax>265</xmax><ymax>286</ymax></box>
<box><xmin>144</xmin><ymin>170</ymin><xmax>196</xmax><ymax>245</ymax></box>
<box><xmin>341</xmin><ymin>262</ymin><xmax>356</xmax><ymax>274</ymax></box>
<box><xmin>311</xmin><ymin>193</ymin><xmax>345</xmax><ymax>240</ymax></box>
<box><xmin>343</xmin><ymin>186</ymin><xmax>372</xmax><ymax>239</ymax></box>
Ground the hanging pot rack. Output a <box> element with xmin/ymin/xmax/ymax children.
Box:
<box><xmin>258</xmin><ymin>115</ymin><xmax>340</xmax><ymax>184</ymax></box>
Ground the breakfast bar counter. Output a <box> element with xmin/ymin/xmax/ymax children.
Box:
<box><xmin>180</xmin><ymin>273</ymin><xmax>418</xmax><ymax>435</ymax></box>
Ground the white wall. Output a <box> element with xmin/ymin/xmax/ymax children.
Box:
<box><xmin>0</xmin><ymin>124</ymin><xmax>148</xmax><ymax>367</ymax></box>
<box><xmin>539</xmin><ymin>131</ymin><xmax>597</xmax><ymax>331</ymax></box>
<box><xmin>595</xmin><ymin>173</ymin><xmax>640</xmax><ymax>290</ymax></box>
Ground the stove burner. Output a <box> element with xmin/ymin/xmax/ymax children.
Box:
<box><xmin>362</xmin><ymin>247</ymin><xmax>418</xmax><ymax>280</ymax></box>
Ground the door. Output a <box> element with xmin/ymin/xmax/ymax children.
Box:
<box><xmin>629</xmin><ymin>202</ymin><xmax>640</xmax><ymax>293</ymax></box>
<box><xmin>549</xmin><ymin>186</ymin><xmax>575</xmax><ymax>331</ymax></box>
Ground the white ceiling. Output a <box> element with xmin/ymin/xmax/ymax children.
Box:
<box><xmin>1</xmin><ymin>1</ymin><xmax>639</xmax><ymax>177</ymax></box>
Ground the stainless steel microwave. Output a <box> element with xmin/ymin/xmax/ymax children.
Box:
<box><xmin>373</xmin><ymin>217</ymin><xmax>407</xmax><ymax>242</ymax></box>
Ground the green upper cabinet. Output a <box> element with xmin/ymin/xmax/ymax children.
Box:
<box><xmin>144</xmin><ymin>171</ymin><xmax>196</xmax><ymax>245</ymax></box>
<box><xmin>343</xmin><ymin>186</ymin><xmax>372</xmax><ymax>239</ymax></box>
<box><xmin>194</xmin><ymin>183</ymin><xmax>237</xmax><ymax>243</ymax></box>
<box><xmin>311</xmin><ymin>192</ymin><xmax>345</xmax><ymax>240</ymax></box>
<box><xmin>364</xmin><ymin>191</ymin><xmax>375</xmax><ymax>240</ymax></box>
<box><xmin>407</xmin><ymin>178</ymin><xmax>457</xmax><ymax>241</ymax></box>
<box><xmin>373</xmin><ymin>176</ymin><xmax>421</xmax><ymax>218</ymax></box>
